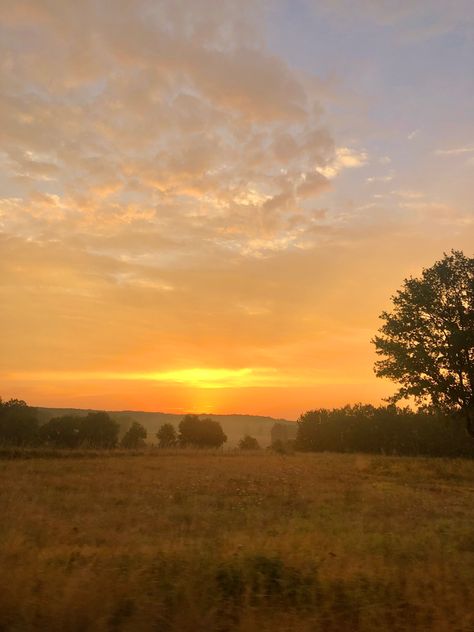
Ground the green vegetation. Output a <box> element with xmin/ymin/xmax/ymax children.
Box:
<box><xmin>238</xmin><ymin>435</ymin><xmax>261</xmax><ymax>450</ymax></box>
<box><xmin>178</xmin><ymin>414</ymin><xmax>227</xmax><ymax>448</ymax></box>
<box><xmin>120</xmin><ymin>421</ymin><xmax>147</xmax><ymax>449</ymax></box>
<box><xmin>296</xmin><ymin>404</ymin><xmax>474</xmax><ymax>457</ymax></box>
<box><xmin>373</xmin><ymin>250</ymin><xmax>474</xmax><ymax>436</ymax></box>
<box><xmin>157</xmin><ymin>422</ymin><xmax>178</xmax><ymax>448</ymax></box>
<box><xmin>37</xmin><ymin>407</ymin><xmax>286</xmax><ymax>448</ymax></box>
<box><xmin>0</xmin><ymin>398</ymin><xmax>39</xmax><ymax>446</ymax></box>
<box><xmin>0</xmin><ymin>452</ymin><xmax>473</xmax><ymax>631</ymax></box>
<box><xmin>0</xmin><ymin>402</ymin><xmax>121</xmax><ymax>449</ymax></box>
<box><xmin>3</xmin><ymin>398</ymin><xmax>474</xmax><ymax>457</ymax></box>
<box><xmin>39</xmin><ymin>414</ymin><xmax>83</xmax><ymax>448</ymax></box>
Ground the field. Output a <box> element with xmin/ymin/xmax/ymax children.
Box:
<box><xmin>1</xmin><ymin>452</ymin><xmax>473</xmax><ymax>631</ymax></box>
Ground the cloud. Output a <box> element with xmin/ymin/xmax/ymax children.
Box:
<box><xmin>312</xmin><ymin>0</ymin><xmax>474</xmax><ymax>40</ymax></box>
<box><xmin>398</xmin><ymin>200</ymin><xmax>474</xmax><ymax>224</ymax></box>
<box><xmin>318</xmin><ymin>147</ymin><xmax>368</xmax><ymax>178</ymax></box>
<box><xmin>366</xmin><ymin>173</ymin><xmax>393</xmax><ymax>183</ymax></box>
<box><xmin>0</xmin><ymin>0</ymin><xmax>340</xmax><ymax>259</ymax></box>
<box><xmin>434</xmin><ymin>146</ymin><xmax>474</xmax><ymax>156</ymax></box>
<box><xmin>407</xmin><ymin>130</ymin><xmax>420</xmax><ymax>140</ymax></box>
<box><xmin>391</xmin><ymin>190</ymin><xmax>424</xmax><ymax>199</ymax></box>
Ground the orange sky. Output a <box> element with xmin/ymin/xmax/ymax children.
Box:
<box><xmin>1</xmin><ymin>1</ymin><xmax>473</xmax><ymax>419</ymax></box>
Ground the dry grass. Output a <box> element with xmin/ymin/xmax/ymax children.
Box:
<box><xmin>0</xmin><ymin>451</ymin><xmax>473</xmax><ymax>631</ymax></box>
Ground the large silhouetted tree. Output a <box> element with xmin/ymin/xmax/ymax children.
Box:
<box><xmin>373</xmin><ymin>251</ymin><xmax>474</xmax><ymax>436</ymax></box>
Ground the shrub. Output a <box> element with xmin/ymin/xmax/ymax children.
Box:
<box><xmin>238</xmin><ymin>435</ymin><xmax>260</xmax><ymax>450</ymax></box>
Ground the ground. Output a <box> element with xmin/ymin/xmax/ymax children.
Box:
<box><xmin>1</xmin><ymin>451</ymin><xmax>473</xmax><ymax>631</ymax></box>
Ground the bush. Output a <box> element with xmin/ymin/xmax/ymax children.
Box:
<box><xmin>271</xmin><ymin>439</ymin><xmax>295</xmax><ymax>455</ymax></box>
<box><xmin>238</xmin><ymin>435</ymin><xmax>260</xmax><ymax>450</ymax></box>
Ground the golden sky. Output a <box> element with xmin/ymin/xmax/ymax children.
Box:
<box><xmin>1</xmin><ymin>1</ymin><xmax>473</xmax><ymax>418</ymax></box>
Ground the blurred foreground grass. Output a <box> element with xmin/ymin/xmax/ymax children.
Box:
<box><xmin>0</xmin><ymin>452</ymin><xmax>473</xmax><ymax>631</ymax></box>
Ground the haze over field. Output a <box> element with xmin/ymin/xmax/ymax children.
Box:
<box><xmin>36</xmin><ymin>406</ymin><xmax>294</xmax><ymax>447</ymax></box>
<box><xmin>1</xmin><ymin>1</ymin><xmax>473</xmax><ymax>417</ymax></box>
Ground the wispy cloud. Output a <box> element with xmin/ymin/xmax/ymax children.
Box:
<box><xmin>366</xmin><ymin>173</ymin><xmax>394</xmax><ymax>183</ymax></box>
<box><xmin>391</xmin><ymin>190</ymin><xmax>424</xmax><ymax>199</ymax></box>
<box><xmin>434</xmin><ymin>146</ymin><xmax>474</xmax><ymax>156</ymax></box>
<box><xmin>407</xmin><ymin>130</ymin><xmax>420</xmax><ymax>140</ymax></box>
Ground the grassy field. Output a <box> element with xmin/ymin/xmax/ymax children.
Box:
<box><xmin>0</xmin><ymin>452</ymin><xmax>473</xmax><ymax>631</ymax></box>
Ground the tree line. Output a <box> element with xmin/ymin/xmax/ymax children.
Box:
<box><xmin>0</xmin><ymin>400</ymin><xmax>130</xmax><ymax>448</ymax></box>
<box><xmin>0</xmin><ymin>401</ymin><xmax>237</xmax><ymax>450</ymax></box>
<box><xmin>3</xmin><ymin>396</ymin><xmax>474</xmax><ymax>457</ymax></box>
<box><xmin>293</xmin><ymin>404</ymin><xmax>474</xmax><ymax>458</ymax></box>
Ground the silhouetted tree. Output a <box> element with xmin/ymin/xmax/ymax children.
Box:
<box><xmin>373</xmin><ymin>251</ymin><xmax>474</xmax><ymax>436</ymax></box>
<box><xmin>238</xmin><ymin>435</ymin><xmax>260</xmax><ymax>450</ymax></box>
<box><xmin>120</xmin><ymin>421</ymin><xmax>147</xmax><ymax>448</ymax></box>
<box><xmin>0</xmin><ymin>398</ymin><xmax>38</xmax><ymax>446</ymax></box>
<box><xmin>78</xmin><ymin>411</ymin><xmax>120</xmax><ymax>448</ymax></box>
<box><xmin>156</xmin><ymin>423</ymin><xmax>177</xmax><ymax>448</ymax></box>
<box><xmin>178</xmin><ymin>414</ymin><xmax>227</xmax><ymax>448</ymax></box>
<box><xmin>39</xmin><ymin>415</ymin><xmax>82</xmax><ymax>448</ymax></box>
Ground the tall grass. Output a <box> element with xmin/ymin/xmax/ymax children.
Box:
<box><xmin>1</xmin><ymin>452</ymin><xmax>473</xmax><ymax>630</ymax></box>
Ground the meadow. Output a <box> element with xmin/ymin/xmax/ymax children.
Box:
<box><xmin>1</xmin><ymin>451</ymin><xmax>473</xmax><ymax>631</ymax></box>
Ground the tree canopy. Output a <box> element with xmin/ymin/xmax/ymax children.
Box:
<box><xmin>178</xmin><ymin>414</ymin><xmax>227</xmax><ymax>448</ymax></box>
<box><xmin>156</xmin><ymin>423</ymin><xmax>177</xmax><ymax>448</ymax></box>
<box><xmin>120</xmin><ymin>421</ymin><xmax>147</xmax><ymax>449</ymax></box>
<box><xmin>296</xmin><ymin>404</ymin><xmax>474</xmax><ymax>457</ymax></box>
<box><xmin>0</xmin><ymin>398</ymin><xmax>39</xmax><ymax>445</ymax></box>
<box><xmin>373</xmin><ymin>250</ymin><xmax>474</xmax><ymax>436</ymax></box>
<box><xmin>78</xmin><ymin>411</ymin><xmax>120</xmax><ymax>448</ymax></box>
<box><xmin>39</xmin><ymin>415</ymin><xmax>82</xmax><ymax>448</ymax></box>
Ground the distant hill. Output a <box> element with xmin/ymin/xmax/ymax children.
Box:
<box><xmin>37</xmin><ymin>407</ymin><xmax>296</xmax><ymax>447</ymax></box>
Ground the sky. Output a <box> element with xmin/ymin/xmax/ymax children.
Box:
<box><xmin>1</xmin><ymin>0</ymin><xmax>473</xmax><ymax>419</ymax></box>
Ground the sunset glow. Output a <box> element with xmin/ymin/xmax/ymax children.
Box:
<box><xmin>1</xmin><ymin>1</ymin><xmax>473</xmax><ymax>418</ymax></box>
